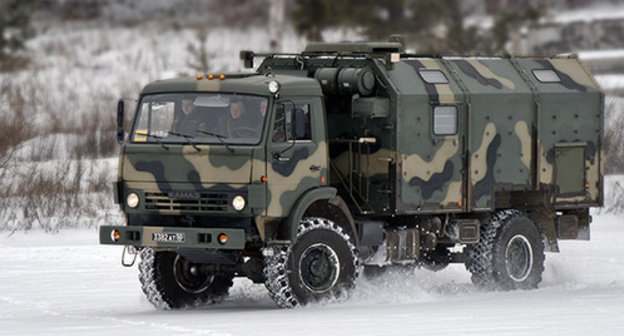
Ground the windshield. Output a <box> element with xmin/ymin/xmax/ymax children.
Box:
<box><xmin>131</xmin><ymin>93</ymin><xmax>268</xmax><ymax>145</ymax></box>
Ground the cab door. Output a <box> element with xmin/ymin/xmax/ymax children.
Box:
<box><xmin>265</xmin><ymin>97</ymin><xmax>328</xmax><ymax>217</ymax></box>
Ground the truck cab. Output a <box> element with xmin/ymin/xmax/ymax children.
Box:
<box><xmin>113</xmin><ymin>74</ymin><xmax>329</xmax><ymax>243</ymax></box>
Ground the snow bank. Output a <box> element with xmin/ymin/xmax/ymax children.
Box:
<box><xmin>1</xmin><ymin>213</ymin><xmax>622</xmax><ymax>335</ymax></box>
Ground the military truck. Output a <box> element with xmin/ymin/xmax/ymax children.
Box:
<box><xmin>100</xmin><ymin>41</ymin><xmax>603</xmax><ymax>309</ymax></box>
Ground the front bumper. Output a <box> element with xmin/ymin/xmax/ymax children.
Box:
<box><xmin>99</xmin><ymin>225</ymin><xmax>246</xmax><ymax>250</ymax></box>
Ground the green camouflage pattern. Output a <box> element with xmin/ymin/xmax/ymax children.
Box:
<box><xmin>103</xmin><ymin>42</ymin><xmax>603</xmax><ymax>251</ymax></box>
<box><xmin>391</xmin><ymin>59</ymin><xmax>464</xmax><ymax>213</ymax></box>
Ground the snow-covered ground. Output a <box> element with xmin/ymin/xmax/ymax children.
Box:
<box><xmin>1</xmin><ymin>212</ymin><xmax>623</xmax><ymax>335</ymax></box>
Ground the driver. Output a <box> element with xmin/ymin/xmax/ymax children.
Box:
<box><xmin>173</xmin><ymin>99</ymin><xmax>205</xmax><ymax>134</ymax></box>
<box><xmin>214</xmin><ymin>99</ymin><xmax>255</xmax><ymax>138</ymax></box>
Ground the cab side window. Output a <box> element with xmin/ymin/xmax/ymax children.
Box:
<box><xmin>272</xmin><ymin>103</ymin><xmax>311</xmax><ymax>142</ymax></box>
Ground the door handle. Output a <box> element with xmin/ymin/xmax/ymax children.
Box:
<box><xmin>309</xmin><ymin>165</ymin><xmax>321</xmax><ymax>171</ymax></box>
<box><xmin>272</xmin><ymin>152</ymin><xmax>290</xmax><ymax>162</ymax></box>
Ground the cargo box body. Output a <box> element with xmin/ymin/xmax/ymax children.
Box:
<box><xmin>390</xmin><ymin>56</ymin><xmax>603</xmax><ymax>214</ymax></box>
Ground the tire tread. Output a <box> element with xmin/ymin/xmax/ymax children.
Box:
<box><xmin>263</xmin><ymin>217</ymin><xmax>360</xmax><ymax>308</ymax></box>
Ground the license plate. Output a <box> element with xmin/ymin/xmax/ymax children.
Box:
<box><xmin>152</xmin><ymin>232</ymin><xmax>185</xmax><ymax>243</ymax></box>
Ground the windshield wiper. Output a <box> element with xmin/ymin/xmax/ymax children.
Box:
<box><xmin>168</xmin><ymin>131</ymin><xmax>200</xmax><ymax>152</ymax></box>
<box><xmin>196</xmin><ymin>129</ymin><xmax>234</xmax><ymax>153</ymax></box>
<box><xmin>145</xmin><ymin>134</ymin><xmax>169</xmax><ymax>150</ymax></box>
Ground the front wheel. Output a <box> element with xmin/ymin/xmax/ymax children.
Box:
<box><xmin>465</xmin><ymin>210</ymin><xmax>545</xmax><ymax>290</ymax></box>
<box><xmin>139</xmin><ymin>248</ymin><xmax>234</xmax><ymax>309</ymax></box>
<box><xmin>264</xmin><ymin>217</ymin><xmax>360</xmax><ymax>308</ymax></box>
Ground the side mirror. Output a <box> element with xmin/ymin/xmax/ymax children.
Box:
<box><xmin>117</xmin><ymin>100</ymin><xmax>125</xmax><ymax>144</ymax></box>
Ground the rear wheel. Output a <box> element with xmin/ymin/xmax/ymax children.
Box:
<box><xmin>139</xmin><ymin>248</ymin><xmax>234</xmax><ymax>309</ymax></box>
<box><xmin>264</xmin><ymin>217</ymin><xmax>360</xmax><ymax>308</ymax></box>
<box><xmin>465</xmin><ymin>210</ymin><xmax>545</xmax><ymax>290</ymax></box>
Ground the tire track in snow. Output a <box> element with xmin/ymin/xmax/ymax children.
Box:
<box><xmin>0</xmin><ymin>286</ymin><xmax>230</xmax><ymax>335</ymax></box>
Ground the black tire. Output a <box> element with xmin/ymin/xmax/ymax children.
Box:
<box><xmin>139</xmin><ymin>248</ymin><xmax>234</xmax><ymax>309</ymax></box>
<box><xmin>263</xmin><ymin>217</ymin><xmax>360</xmax><ymax>308</ymax></box>
<box><xmin>465</xmin><ymin>210</ymin><xmax>545</xmax><ymax>290</ymax></box>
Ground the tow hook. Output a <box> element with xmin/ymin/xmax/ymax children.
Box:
<box><xmin>121</xmin><ymin>245</ymin><xmax>138</xmax><ymax>267</ymax></box>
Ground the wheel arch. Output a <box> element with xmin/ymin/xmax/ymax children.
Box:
<box><xmin>284</xmin><ymin>187</ymin><xmax>358</xmax><ymax>247</ymax></box>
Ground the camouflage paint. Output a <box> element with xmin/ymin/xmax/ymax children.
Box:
<box><xmin>516</xmin><ymin>58</ymin><xmax>602</xmax><ymax>207</ymax></box>
<box><xmin>266</xmin><ymin>144</ymin><xmax>327</xmax><ymax>216</ymax></box>
<box><xmin>470</xmin><ymin>122</ymin><xmax>499</xmax><ymax>205</ymax></box>
<box><xmin>123</xmin><ymin>146</ymin><xmax>254</xmax><ymax>185</ymax></box>
<box><xmin>464</xmin><ymin>59</ymin><xmax>516</xmax><ymax>90</ymax></box>
<box><xmin>514</xmin><ymin>120</ymin><xmax>532</xmax><ymax>170</ymax></box>
<box><xmin>446</xmin><ymin>58</ymin><xmax>532</xmax><ymax>209</ymax></box>
<box><xmin>392</xmin><ymin>59</ymin><xmax>463</xmax><ymax>212</ymax></box>
<box><xmin>265</xmin><ymin>95</ymin><xmax>327</xmax><ymax>217</ymax></box>
<box><xmin>402</xmin><ymin>138</ymin><xmax>459</xmax><ymax>200</ymax></box>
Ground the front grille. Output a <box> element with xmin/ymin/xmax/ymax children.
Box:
<box><xmin>144</xmin><ymin>191</ymin><xmax>229</xmax><ymax>212</ymax></box>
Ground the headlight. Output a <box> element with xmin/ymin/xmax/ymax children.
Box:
<box><xmin>232</xmin><ymin>195</ymin><xmax>246</xmax><ymax>211</ymax></box>
<box><xmin>126</xmin><ymin>193</ymin><xmax>139</xmax><ymax>208</ymax></box>
<box><xmin>268</xmin><ymin>80</ymin><xmax>280</xmax><ymax>94</ymax></box>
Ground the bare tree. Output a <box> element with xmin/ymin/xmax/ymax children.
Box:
<box><xmin>0</xmin><ymin>80</ymin><xmax>34</xmax><ymax>171</ymax></box>
<box><xmin>186</xmin><ymin>29</ymin><xmax>213</xmax><ymax>74</ymax></box>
